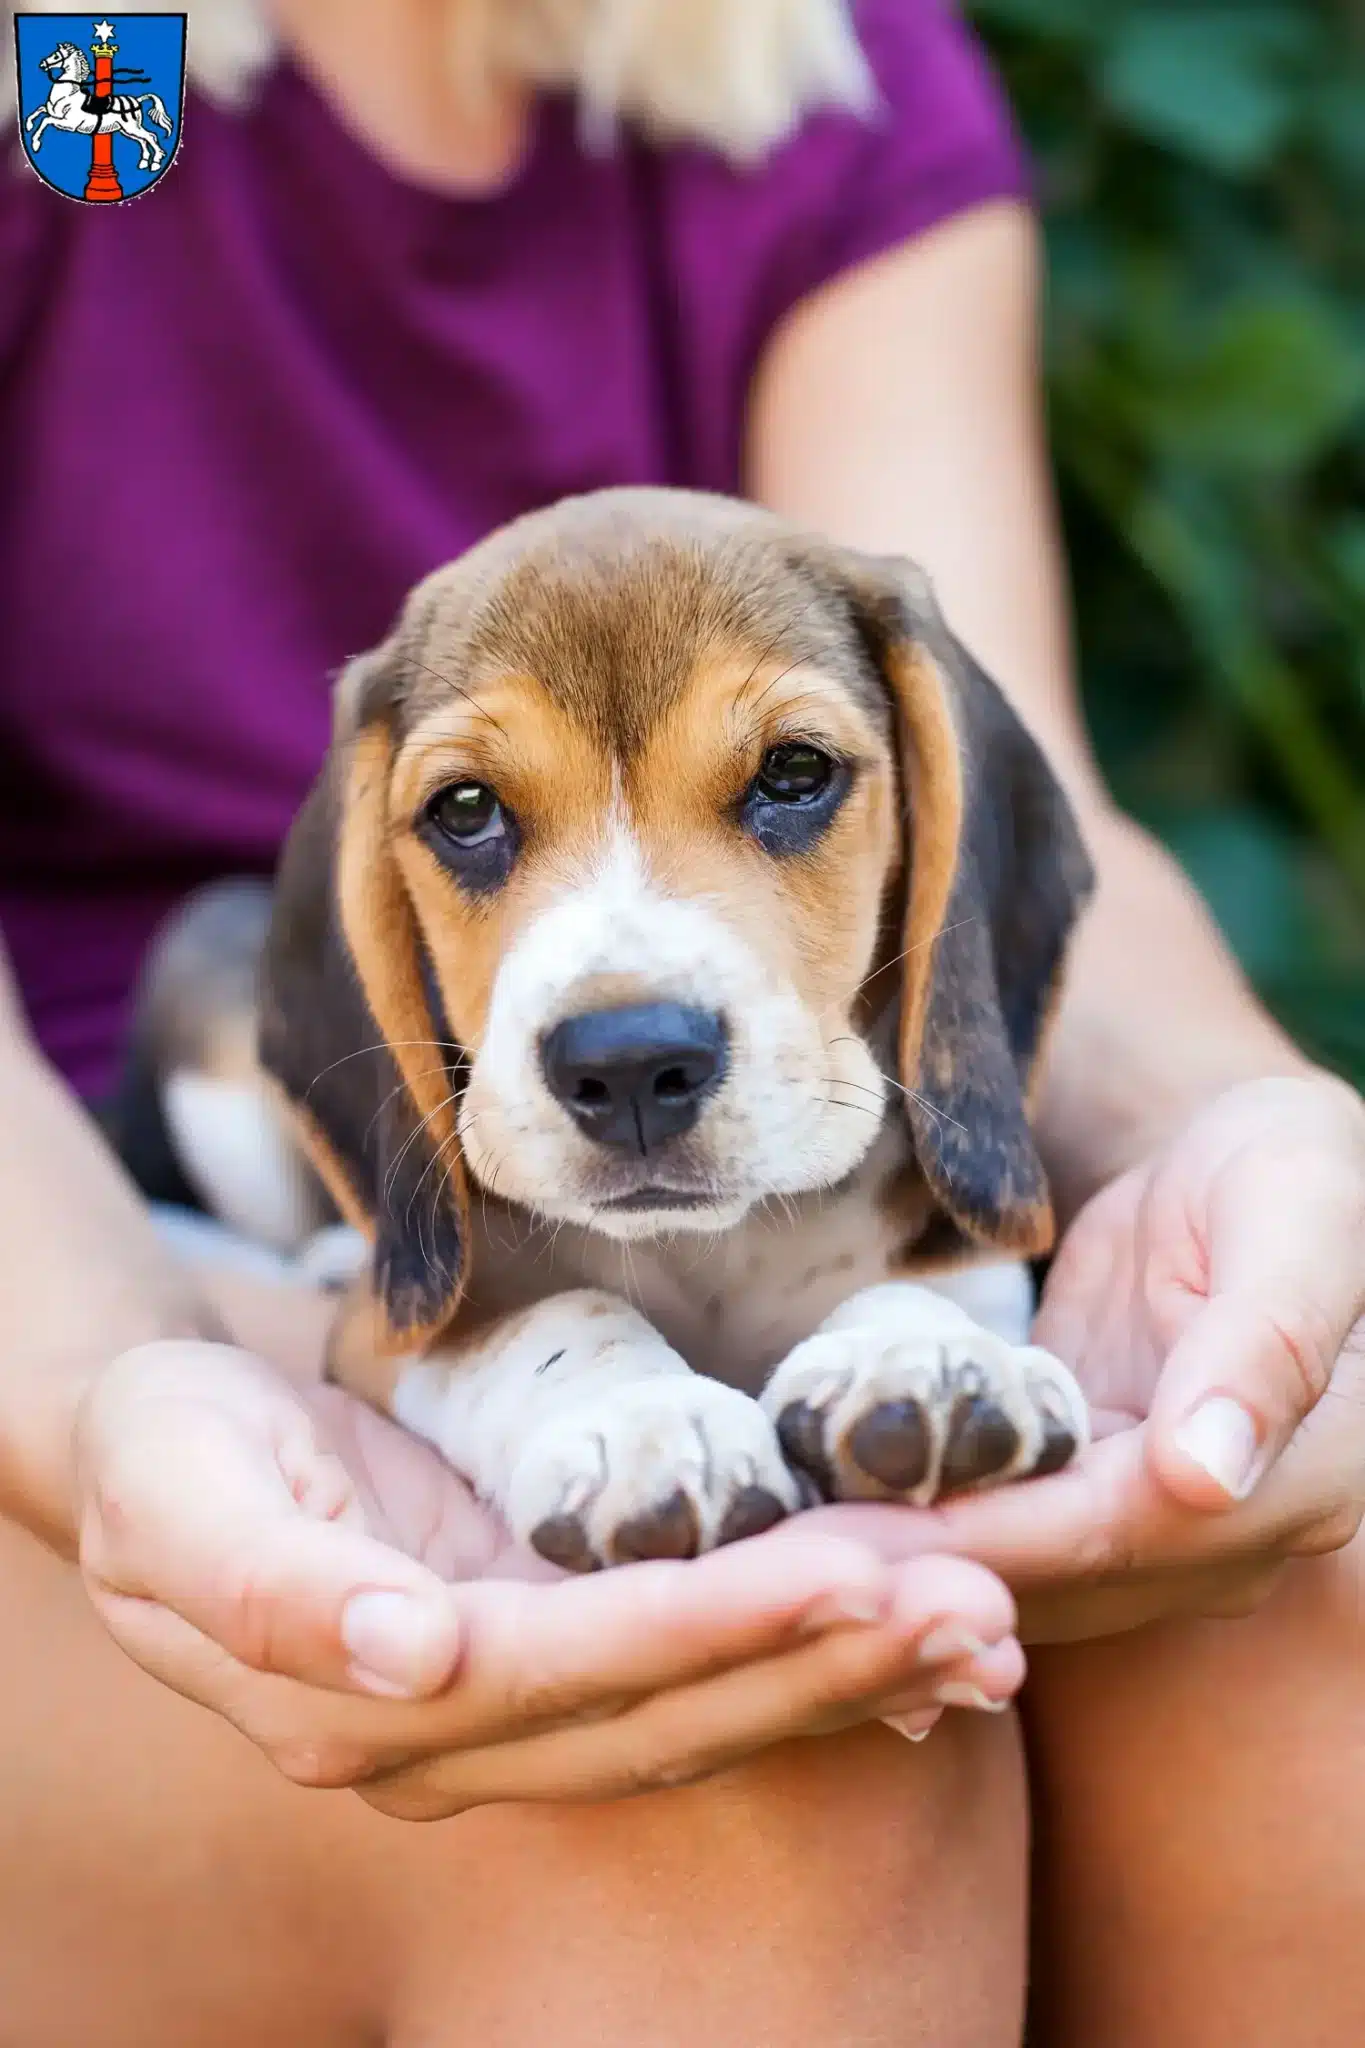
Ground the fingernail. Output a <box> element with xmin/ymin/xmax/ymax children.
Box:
<box><xmin>342</xmin><ymin>1590</ymin><xmax>458</xmax><ymax>1698</ymax></box>
<box><xmin>801</xmin><ymin>1585</ymin><xmax>890</xmax><ymax>1634</ymax></box>
<box><xmin>884</xmin><ymin>1707</ymin><xmax>943</xmax><ymax>1742</ymax></box>
<box><xmin>1173</xmin><ymin>1396</ymin><xmax>1263</xmax><ymax>1501</ymax></box>
<box><xmin>918</xmin><ymin>1625</ymin><xmax>988</xmax><ymax>1666</ymax></box>
<box><xmin>934</xmin><ymin>1681</ymin><xmax>1011</xmax><ymax>1714</ymax></box>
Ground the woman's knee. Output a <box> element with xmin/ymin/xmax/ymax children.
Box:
<box><xmin>402</xmin><ymin>1715</ymin><xmax>1030</xmax><ymax>2048</ymax></box>
<box><xmin>1025</xmin><ymin>1526</ymin><xmax>1365</xmax><ymax>2046</ymax></box>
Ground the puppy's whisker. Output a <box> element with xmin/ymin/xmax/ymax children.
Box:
<box><xmin>735</xmin><ymin>653</ymin><xmax>806</xmax><ymax>722</ymax></box>
<box><xmin>808</xmin><ymin>916</ymin><xmax>985</xmax><ymax>1040</ymax></box>
<box><xmin>430</xmin><ymin>1148</ymin><xmax>461</xmax><ymax>1234</ymax></box>
<box><xmin>749</xmin><ymin>1178</ymin><xmax>800</xmax><ymax>1233</ymax></box>
<box><xmin>819</xmin><ymin>1035</ymin><xmax>967</xmax><ymax>1136</ymax></box>
<box><xmin>475</xmin><ymin>1169</ymin><xmax>500</xmax><ymax>1243</ymax></box>
<box><xmin>304</xmin><ymin>1040</ymin><xmax>467</xmax><ymax>1095</ymax></box>
<box><xmin>407</xmin><ymin>1105</ymin><xmax>473</xmax><ymax>1219</ymax></box>
<box><xmin>820</xmin><ymin>1092</ymin><xmax>882</xmax><ymax>1122</ymax></box>
<box><xmin>877</xmin><ymin>1074</ymin><xmax>968</xmax><ymax>1136</ymax></box>
<box><xmin>869</xmin><ymin>916</ymin><xmax>982</xmax><ymax>983</ymax></box>
<box><xmin>428</xmin><ymin>1115</ymin><xmax>482</xmax><ymax>1236</ymax></box>
<box><xmin>480</xmin><ymin>1146</ymin><xmax>512</xmax><ymax>1213</ymax></box>
<box><xmin>363</xmin><ymin>1065</ymin><xmax>467</xmax><ymax>1151</ymax></box>
<box><xmin>385</xmin><ymin>1087</ymin><xmax>463</xmax><ymax>1214</ymax></box>
<box><xmin>387</xmin><ymin>1095</ymin><xmax>460</xmax><ymax>1212</ymax></box>
<box><xmin>538</xmin><ymin>1212</ymin><xmax>573</xmax><ymax>1267</ymax></box>
<box><xmin>415</xmin><ymin>1118</ymin><xmax>474</xmax><ymax>1269</ymax></box>
<box><xmin>818</xmin><ymin>1074</ymin><xmax>886</xmax><ymax>1101</ymax></box>
<box><xmin>487</xmin><ymin>1193</ymin><xmax>532</xmax><ymax>1258</ymax></box>
<box><xmin>411</xmin><ymin>661</ymin><xmax>511</xmax><ymax>742</ymax></box>
<box><xmin>733</xmin><ymin>602</ymin><xmax>819</xmax><ymax>704</ymax></box>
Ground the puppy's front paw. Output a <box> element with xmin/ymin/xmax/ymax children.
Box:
<box><xmin>508</xmin><ymin>1377</ymin><xmax>803</xmax><ymax>1572</ymax></box>
<box><xmin>761</xmin><ymin>1323</ymin><xmax>1088</xmax><ymax>1506</ymax></box>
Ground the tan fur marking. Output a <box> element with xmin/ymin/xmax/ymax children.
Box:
<box><xmin>394</xmin><ymin>686</ymin><xmax>615</xmax><ymax>1059</ymax></box>
<box><xmin>636</xmin><ymin>650</ymin><xmax>897</xmax><ymax>1020</ymax></box>
<box><xmin>336</xmin><ymin>725</ymin><xmax>470</xmax><ymax>1346</ymax></box>
<box><xmin>391</xmin><ymin>642</ymin><xmax>900</xmax><ymax>1083</ymax></box>
<box><xmin>880</xmin><ymin>644</ymin><xmax>966</xmax><ymax>1101</ymax></box>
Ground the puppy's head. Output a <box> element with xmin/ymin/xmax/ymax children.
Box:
<box><xmin>262</xmin><ymin>489</ymin><xmax>1092</xmax><ymax>1352</ymax></box>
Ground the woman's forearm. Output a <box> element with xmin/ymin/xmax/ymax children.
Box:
<box><xmin>1036</xmin><ymin>804</ymin><xmax>1316</xmax><ymax>1221</ymax></box>
<box><xmin>0</xmin><ymin>958</ymin><xmax>219</xmax><ymax>1551</ymax></box>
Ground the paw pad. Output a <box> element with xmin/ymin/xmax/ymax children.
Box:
<box><xmin>612</xmin><ymin>1487</ymin><xmax>701</xmax><ymax>1564</ymax></box>
<box><xmin>763</xmin><ymin>1325</ymin><xmax>1088</xmax><ymax>1507</ymax></box>
<box><xmin>846</xmin><ymin>1399</ymin><xmax>931</xmax><ymax>1492</ymax></box>
<box><xmin>511</xmin><ymin>1378</ymin><xmax>800</xmax><ymax>1571</ymax></box>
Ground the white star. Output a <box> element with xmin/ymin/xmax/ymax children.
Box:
<box><xmin>93</xmin><ymin>20</ymin><xmax>115</xmax><ymax>42</ymax></box>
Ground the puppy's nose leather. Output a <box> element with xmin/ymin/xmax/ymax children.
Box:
<box><xmin>541</xmin><ymin>1003</ymin><xmax>727</xmax><ymax>1152</ymax></box>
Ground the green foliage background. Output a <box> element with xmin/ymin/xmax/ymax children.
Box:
<box><xmin>971</xmin><ymin>0</ymin><xmax>1365</xmax><ymax>1086</ymax></box>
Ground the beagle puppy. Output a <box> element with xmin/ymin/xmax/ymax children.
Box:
<box><xmin>151</xmin><ymin>488</ymin><xmax>1096</xmax><ymax>1570</ymax></box>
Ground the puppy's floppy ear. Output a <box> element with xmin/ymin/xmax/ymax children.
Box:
<box><xmin>843</xmin><ymin>554</ymin><xmax>1093</xmax><ymax>1257</ymax></box>
<box><xmin>260</xmin><ymin>649</ymin><xmax>469</xmax><ymax>1352</ymax></box>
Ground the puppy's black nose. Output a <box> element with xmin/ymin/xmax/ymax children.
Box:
<box><xmin>541</xmin><ymin>1004</ymin><xmax>727</xmax><ymax>1152</ymax></box>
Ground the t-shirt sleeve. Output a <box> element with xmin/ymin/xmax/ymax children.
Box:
<box><xmin>653</xmin><ymin>0</ymin><xmax>1031</xmax><ymax>489</ymax></box>
<box><xmin>814</xmin><ymin>0</ymin><xmax>1031</xmax><ymax>278</ymax></box>
<box><xmin>746</xmin><ymin>0</ymin><xmax>1032</xmax><ymax>359</ymax></box>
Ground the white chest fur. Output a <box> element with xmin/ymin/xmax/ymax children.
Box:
<box><xmin>464</xmin><ymin>1121</ymin><xmax>1034</xmax><ymax>1392</ymax></box>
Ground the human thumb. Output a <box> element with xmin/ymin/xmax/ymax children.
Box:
<box><xmin>78</xmin><ymin>1342</ymin><xmax>464</xmax><ymax>1698</ymax></box>
<box><xmin>1146</xmin><ymin>1159</ymin><xmax>1365</xmax><ymax>1511</ymax></box>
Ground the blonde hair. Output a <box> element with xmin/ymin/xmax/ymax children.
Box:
<box><xmin>5</xmin><ymin>0</ymin><xmax>873</xmax><ymax>161</ymax></box>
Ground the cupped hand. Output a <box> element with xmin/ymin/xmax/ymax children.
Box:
<box><xmin>73</xmin><ymin>1339</ymin><xmax>1022</xmax><ymax>1815</ymax></box>
<box><xmin>805</xmin><ymin>1074</ymin><xmax>1365</xmax><ymax>1642</ymax></box>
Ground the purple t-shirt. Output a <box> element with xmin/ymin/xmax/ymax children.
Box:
<box><xmin>0</xmin><ymin>0</ymin><xmax>1026</xmax><ymax>1100</ymax></box>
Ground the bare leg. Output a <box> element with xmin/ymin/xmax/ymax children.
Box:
<box><xmin>0</xmin><ymin>1277</ymin><xmax>1031</xmax><ymax>2048</ymax></box>
<box><xmin>1026</xmin><ymin>1527</ymin><xmax>1365</xmax><ymax>2046</ymax></box>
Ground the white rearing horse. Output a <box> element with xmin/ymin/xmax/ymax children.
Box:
<box><xmin>24</xmin><ymin>42</ymin><xmax>174</xmax><ymax>172</ymax></box>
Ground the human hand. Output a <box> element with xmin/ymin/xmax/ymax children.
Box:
<box><xmin>73</xmin><ymin>1339</ymin><xmax>1024</xmax><ymax>1813</ymax></box>
<box><xmin>802</xmin><ymin>1076</ymin><xmax>1365</xmax><ymax>1642</ymax></box>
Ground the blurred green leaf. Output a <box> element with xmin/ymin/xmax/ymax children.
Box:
<box><xmin>1325</xmin><ymin>518</ymin><xmax>1365</xmax><ymax>603</ymax></box>
<box><xmin>971</xmin><ymin>0</ymin><xmax>1104</xmax><ymax>43</ymax></box>
<box><xmin>1155</xmin><ymin>807</ymin><xmax>1316</xmax><ymax>977</ymax></box>
<box><xmin>1265</xmin><ymin>971</ymin><xmax>1365</xmax><ymax>1091</ymax></box>
<box><xmin>1308</xmin><ymin>74</ymin><xmax>1365</xmax><ymax>187</ymax></box>
<box><xmin>1099</xmin><ymin>9</ymin><xmax>1315</xmax><ymax>174</ymax></box>
<box><xmin>1137</xmin><ymin>296</ymin><xmax>1365</xmax><ymax>473</ymax></box>
<box><xmin>970</xmin><ymin>0</ymin><xmax>1365</xmax><ymax>1080</ymax></box>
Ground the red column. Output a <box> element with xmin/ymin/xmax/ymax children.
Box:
<box><xmin>83</xmin><ymin>38</ymin><xmax>123</xmax><ymax>202</ymax></box>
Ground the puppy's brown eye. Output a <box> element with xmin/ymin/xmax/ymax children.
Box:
<box><xmin>420</xmin><ymin>781</ymin><xmax>517</xmax><ymax>892</ymax></box>
<box><xmin>427</xmin><ymin>782</ymin><xmax>504</xmax><ymax>846</ymax></box>
<box><xmin>741</xmin><ymin>741</ymin><xmax>848</xmax><ymax>857</ymax></box>
<box><xmin>754</xmin><ymin>743</ymin><xmax>834</xmax><ymax>803</ymax></box>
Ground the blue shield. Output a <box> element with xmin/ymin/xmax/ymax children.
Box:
<box><xmin>14</xmin><ymin>13</ymin><xmax>187</xmax><ymax>203</ymax></box>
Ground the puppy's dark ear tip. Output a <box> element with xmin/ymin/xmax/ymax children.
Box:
<box><xmin>936</xmin><ymin>1204</ymin><xmax>1055</xmax><ymax>1264</ymax></box>
<box><xmin>981</xmin><ymin>1199</ymin><xmax>1056</xmax><ymax>1262</ymax></box>
<box><xmin>921</xmin><ymin>1147</ymin><xmax>1056</xmax><ymax>1260</ymax></box>
<box><xmin>373</xmin><ymin>1223</ymin><xmax>465</xmax><ymax>1350</ymax></box>
<box><xmin>912</xmin><ymin>1103</ymin><xmax>1057</xmax><ymax>1258</ymax></box>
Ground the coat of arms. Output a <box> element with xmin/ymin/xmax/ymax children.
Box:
<box><xmin>14</xmin><ymin>12</ymin><xmax>187</xmax><ymax>202</ymax></box>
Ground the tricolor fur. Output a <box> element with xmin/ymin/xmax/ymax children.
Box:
<box><xmin>155</xmin><ymin>489</ymin><xmax>1096</xmax><ymax>1568</ymax></box>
